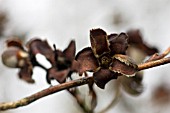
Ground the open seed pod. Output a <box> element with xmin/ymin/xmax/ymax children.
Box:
<box><xmin>110</xmin><ymin>54</ymin><xmax>138</xmax><ymax>77</ymax></box>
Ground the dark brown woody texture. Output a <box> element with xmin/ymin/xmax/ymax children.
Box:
<box><xmin>76</xmin><ymin>28</ymin><xmax>138</xmax><ymax>89</ymax></box>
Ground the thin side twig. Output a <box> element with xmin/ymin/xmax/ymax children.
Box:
<box><xmin>138</xmin><ymin>57</ymin><xmax>170</xmax><ymax>70</ymax></box>
<box><xmin>146</xmin><ymin>47</ymin><xmax>170</xmax><ymax>62</ymax></box>
<box><xmin>0</xmin><ymin>57</ymin><xmax>170</xmax><ymax>111</ymax></box>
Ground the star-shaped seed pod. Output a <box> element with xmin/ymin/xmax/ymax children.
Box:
<box><xmin>27</xmin><ymin>38</ymin><xmax>79</xmax><ymax>84</ymax></box>
<box><xmin>46</xmin><ymin>41</ymin><xmax>79</xmax><ymax>83</ymax></box>
<box><xmin>76</xmin><ymin>28</ymin><xmax>138</xmax><ymax>89</ymax></box>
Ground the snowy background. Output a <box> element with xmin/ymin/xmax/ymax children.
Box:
<box><xmin>0</xmin><ymin>0</ymin><xmax>170</xmax><ymax>113</ymax></box>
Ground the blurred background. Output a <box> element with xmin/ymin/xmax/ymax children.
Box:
<box><xmin>0</xmin><ymin>0</ymin><xmax>170</xmax><ymax>113</ymax></box>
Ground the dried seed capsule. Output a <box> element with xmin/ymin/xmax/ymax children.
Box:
<box><xmin>2</xmin><ymin>47</ymin><xmax>28</xmax><ymax>68</ymax></box>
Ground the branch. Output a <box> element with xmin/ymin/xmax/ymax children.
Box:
<box><xmin>146</xmin><ymin>47</ymin><xmax>170</xmax><ymax>62</ymax></box>
<box><xmin>0</xmin><ymin>56</ymin><xmax>170</xmax><ymax>111</ymax></box>
<box><xmin>0</xmin><ymin>77</ymin><xmax>94</xmax><ymax>111</ymax></box>
<box><xmin>138</xmin><ymin>57</ymin><xmax>170</xmax><ymax>70</ymax></box>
